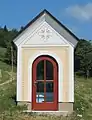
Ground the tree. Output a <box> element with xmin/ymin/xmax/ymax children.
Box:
<box><xmin>4</xmin><ymin>25</ymin><xmax>8</xmax><ymax>32</ymax></box>
<box><xmin>4</xmin><ymin>28</ymin><xmax>18</xmax><ymax>65</ymax></box>
<box><xmin>75</xmin><ymin>39</ymin><xmax>92</xmax><ymax>78</ymax></box>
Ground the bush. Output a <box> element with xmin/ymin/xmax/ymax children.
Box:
<box><xmin>75</xmin><ymin>71</ymin><xmax>85</xmax><ymax>77</ymax></box>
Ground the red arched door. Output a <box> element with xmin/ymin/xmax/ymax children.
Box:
<box><xmin>32</xmin><ymin>56</ymin><xmax>58</xmax><ymax>111</ymax></box>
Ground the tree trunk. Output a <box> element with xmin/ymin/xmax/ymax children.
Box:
<box><xmin>86</xmin><ymin>70</ymin><xmax>89</xmax><ymax>80</ymax></box>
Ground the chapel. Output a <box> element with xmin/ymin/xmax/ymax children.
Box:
<box><xmin>13</xmin><ymin>9</ymin><xmax>79</xmax><ymax>114</ymax></box>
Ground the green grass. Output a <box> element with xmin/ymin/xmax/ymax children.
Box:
<box><xmin>0</xmin><ymin>81</ymin><xmax>27</xmax><ymax>120</ymax></box>
<box><xmin>0</xmin><ymin>70</ymin><xmax>10</xmax><ymax>84</ymax></box>
<box><xmin>0</xmin><ymin>61</ymin><xmax>16</xmax><ymax>84</ymax></box>
<box><xmin>0</xmin><ymin>60</ymin><xmax>16</xmax><ymax>72</ymax></box>
<box><xmin>0</xmin><ymin>47</ymin><xmax>6</xmax><ymax>61</ymax></box>
<box><xmin>74</xmin><ymin>77</ymin><xmax>92</xmax><ymax>120</ymax></box>
<box><xmin>0</xmin><ymin>47</ymin><xmax>6</xmax><ymax>53</ymax></box>
<box><xmin>0</xmin><ymin>47</ymin><xmax>16</xmax><ymax>83</ymax></box>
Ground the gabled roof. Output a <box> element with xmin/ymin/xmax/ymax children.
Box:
<box><xmin>13</xmin><ymin>9</ymin><xmax>79</xmax><ymax>46</ymax></box>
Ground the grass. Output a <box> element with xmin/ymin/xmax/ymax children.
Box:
<box><xmin>0</xmin><ymin>47</ymin><xmax>6</xmax><ymax>61</ymax></box>
<box><xmin>74</xmin><ymin>76</ymin><xmax>92</xmax><ymax>120</ymax></box>
<box><xmin>0</xmin><ymin>47</ymin><xmax>16</xmax><ymax>83</ymax></box>
<box><xmin>0</xmin><ymin>70</ymin><xmax>10</xmax><ymax>84</ymax></box>
<box><xmin>0</xmin><ymin>61</ymin><xmax>16</xmax><ymax>84</ymax></box>
<box><xmin>0</xmin><ymin>60</ymin><xmax>92</xmax><ymax>119</ymax></box>
<box><xmin>0</xmin><ymin>47</ymin><xmax>16</xmax><ymax>72</ymax></box>
<box><xmin>0</xmin><ymin>60</ymin><xmax>16</xmax><ymax>72</ymax></box>
<box><xmin>0</xmin><ymin>80</ymin><xmax>27</xmax><ymax>120</ymax></box>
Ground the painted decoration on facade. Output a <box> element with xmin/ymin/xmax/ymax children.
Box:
<box><xmin>38</xmin><ymin>27</ymin><xmax>52</xmax><ymax>42</ymax></box>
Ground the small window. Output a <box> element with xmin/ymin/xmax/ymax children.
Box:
<box><xmin>36</xmin><ymin>60</ymin><xmax>44</xmax><ymax>80</ymax></box>
<box><xmin>46</xmin><ymin>60</ymin><xmax>53</xmax><ymax>80</ymax></box>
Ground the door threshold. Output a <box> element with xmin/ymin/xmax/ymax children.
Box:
<box><xmin>23</xmin><ymin>110</ymin><xmax>69</xmax><ymax>116</ymax></box>
<box><xmin>23</xmin><ymin>110</ymin><xmax>68</xmax><ymax>113</ymax></box>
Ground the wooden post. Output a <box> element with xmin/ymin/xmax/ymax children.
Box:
<box><xmin>11</xmin><ymin>46</ymin><xmax>13</xmax><ymax>81</ymax></box>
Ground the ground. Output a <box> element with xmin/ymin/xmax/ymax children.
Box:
<box><xmin>0</xmin><ymin>49</ymin><xmax>92</xmax><ymax>119</ymax></box>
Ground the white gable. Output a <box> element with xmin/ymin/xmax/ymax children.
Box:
<box><xmin>22</xmin><ymin>22</ymin><xmax>69</xmax><ymax>46</ymax></box>
<box><xmin>13</xmin><ymin>10</ymin><xmax>79</xmax><ymax>47</ymax></box>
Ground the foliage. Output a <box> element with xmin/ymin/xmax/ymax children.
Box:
<box><xmin>75</xmin><ymin>39</ymin><xmax>92</xmax><ymax>78</ymax></box>
<box><xmin>0</xmin><ymin>26</ymin><xmax>18</xmax><ymax>65</ymax></box>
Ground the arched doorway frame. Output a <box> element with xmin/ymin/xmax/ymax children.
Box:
<box><xmin>32</xmin><ymin>55</ymin><xmax>58</xmax><ymax>110</ymax></box>
<box><xmin>28</xmin><ymin>51</ymin><xmax>63</xmax><ymax>103</ymax></box>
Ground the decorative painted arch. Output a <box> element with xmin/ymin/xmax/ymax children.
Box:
<box><xmin>28</xmin><ymin>51</ymin><xmax>63</xmax><ymax>102</ymax></box>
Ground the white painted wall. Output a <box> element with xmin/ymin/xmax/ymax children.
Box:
<box><xmin>17</xmin><ymin>46</ymin><xmax>22</xmax><ymax>101</ymax></box>
<box><xmin>69</xmin><ymin>46</ymin><xmax>74</xmax><ymax>102</ymax></box>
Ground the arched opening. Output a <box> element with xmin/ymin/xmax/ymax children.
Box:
<box><xmin>32</xmin><ymin>55</ymin><xmax>58</xmax><ymax>111</ymax></box>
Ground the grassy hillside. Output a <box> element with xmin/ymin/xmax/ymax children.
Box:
<box><xmin>0</xmin><ymin>60</ymin><xmax>16</xmax><ymax>84</ymax></box>
<box><xmin>0</xmin><ymin>60</ymin><xmax>92</xmax><ymax>120</ymax></box>
<box><xmin>0</xmin><ymin>47</ymin><xmax>16</xmax><ymax>84</ymax></box>
<box><xmin>0</xmin><ymin>47</ymin><xmax>6</xmax><ymax>61</ymax></box>
<box><xmin>74</xmin><ymin>77</ymin><xmax>92</xmax><ymax>120</ymax></box>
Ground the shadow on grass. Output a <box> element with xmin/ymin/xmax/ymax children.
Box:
<box><xmin>11</xmin><ymin>94</ymin><xmax>17</xmax><ymax>105</ymax></box>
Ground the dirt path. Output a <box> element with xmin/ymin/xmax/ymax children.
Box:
<box><xmin>0</xmin><ymin>71</ymin><xmax>16</xmax><ymax>86</ymax></box>
<box><xmin>0</xmin><ymin>79</ymin><xmax>15</xmax><ymax>86</ymax></box>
